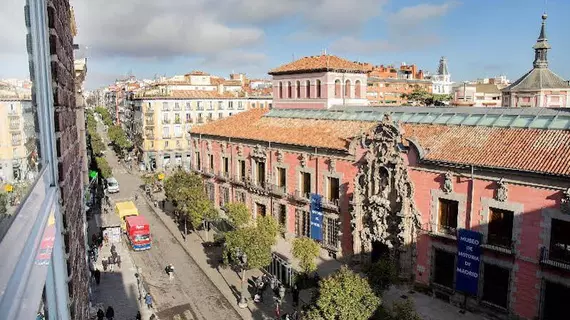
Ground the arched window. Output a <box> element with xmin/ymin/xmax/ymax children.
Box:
<box><xmin>296</xmin><ymin>81</ymin><xmax>301</xmax><ymax>98</ymax></box>
<box><xmin>278</xmin><ymin>82</ymin><xmax>283</xmax><ymax>99</ymax></box>
<box><xmin>287</xmin><ymin>81</ymin><xmax>292</xmax><ymax>98</ymax></box>
<box><xmin>316</xmin><ymin>80</ymin><xmax>322</xmax><ymax>98</ymax></box>
<box><xmin>355</xmin><ymin>80</ymin><xmax>361</xmax><ymax>98</ymax></box>
<box><xmin>306</xmin><ymin>80</ymin><xmax>311</xmax><ymax>98</ymax></box>
<box><xmin>334</xmin><ymin>80</ymin><xmax>341</xmax><ymax>98</ymax></box>
<box><xmin>345</xmin><ymin>80</ymin><xmax>351</xmax><ymax>98</ymax></box>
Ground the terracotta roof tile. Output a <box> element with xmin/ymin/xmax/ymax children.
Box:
<box><xmin>268</xmin><ymin>54</ymin><xmax>369</xmax><ymax>75</ymax></box>
<box><xmin>191</xmin><ymin>109</ymin><xmax>570</xmax><ymax>176</ymax></box>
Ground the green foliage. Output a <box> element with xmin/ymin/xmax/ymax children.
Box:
<box><xmin>304</xmin><ymin>266</ymin><xmax>380</xmax><ymax>320</ymax></box>
<box><xmin>90</xmin><ymin>134</ymin><xmax>106</xmax><ymax>156</ymax></box>
<box><xmin>141</xmin><ymin>173</ymin><xmax>159</xmax><ymax>187</ymax></box>
<box><xmin>391</xmin><ymin>299</ymin><xmax>421</xmax><ymax>320</ymax></box>
<box><xmin>223</xmin><ymin>214</ymin><xmax>279</xmax><ymax>270</ymax></box>
<box><xmin>401</xmin><ymin>89</ymin><xmax>452</xmax><ymax>106</ymax></box>
<box><xmin>163</xmin><ymin>170</ymin><xmax>217</xmax><ymax>228</ymax></box>
<box><xmin>107</xmin><ymin>125</ymin><xmax>132</xmax><ymax>151</ymax></box>
<box><xmin>0</xmin><ymin>192</ymin><xmax>8</xmax><ymax>216</ymax></box>
<box><xmin>224</xmin><ymin>202</ymin><xmax>251</xmax><ymax>228</ymax></box>
<box><xmin>292</xmin><ymin>237</ymin><xmax>320</xmax><ymax>274</ymax></box>
<box><xmin>94</xmin><ymin>106</ymin><xmax>113</xmax><ymax>126</ymax></box>
<box><xmin>364</xmin><ymin>258</ymin><xmax>398</xmax><ymax>294</ymax></box>
<box><xmin>95</xmin><ymin>157</ymin><xmax>112</xmax><ymax>179</ymax></box>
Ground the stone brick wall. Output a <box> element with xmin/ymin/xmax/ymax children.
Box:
<box><xmin>46</xmin><ymin>0</ymin><xmax>89</xmax><ymax>318</ymax></box>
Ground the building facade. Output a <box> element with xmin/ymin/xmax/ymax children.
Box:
<box><xmin>133</xmin><ymin>90</ymin><xmax>271</xmax><ymax>171</ymax></box>
<box><xmin>452</xmin><ymin>83</ymin><xmax>502</xmax><ymax>107</ymax></box>
<box><xmin>367</xmin><ymin>77</ymin><xmax>433</xmax><ymax>105</ymax></box>
<box><xmin>430</xmin><ymin>57</ymin><xmax>453</xmax><ymax>95</ymax></box>
<box><xmin>502</xmin><ymin>14</ymin><xmax>570</xmax><ymax>108</ymax></box>
<box><xmin>187</xmin><ymin>52</ymin><xmax>570</xmax><ymax>319</ymax></box>
<box><xmin>269</xmin><ymin>55</ymin><xmax>369</xmax><ymax>109</ymax></box>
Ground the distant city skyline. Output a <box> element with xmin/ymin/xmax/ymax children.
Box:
<box><xmin>1</xmin><ymin>0</ymin><xmax>569</xmax><ymax>90</ymax></box>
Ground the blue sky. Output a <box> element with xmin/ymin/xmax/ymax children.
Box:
<box><xmin>1</xmin><ymin>0</ymin><xmax>569</xmax><ymax>90</ymax></box>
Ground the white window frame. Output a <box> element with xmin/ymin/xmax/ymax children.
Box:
<box><xmin>0</xmin><ymin>1</ymin><xmax>70</xmax><ymax>319</ymax></box>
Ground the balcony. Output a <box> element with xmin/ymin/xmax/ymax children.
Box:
<box><xmin>145</xmin><ymin>119</ymin><xmax>154</xmax><ymax>126</ymax></box>
<box><xmin>216</xmin><ymin>170</ymin><xmax>230</xmax><ymax>181</ymax></box>
<box><xmin>146</xmin><ymin>108</ymin><xmax>154</xmax><ymax>113</ymax></box>
<box><xmin>162</xmin><ymin>107</ymin><xmax>170</xmax><ymax>112</ymax></box>
<box><xmin>422</xmin><ymin>223</ymin><xmax>457</xmax><ymax>240</ymax></box>
<box><xmin>11</xmin><ymin>139</ymin><xmax>22</xmax><ymax>146</ymax></box>
<box><xmin>145</xmin><ymin>132</ymin><xmax>154</xmax><ymax>139</ymax></box>
<box><xmin>185</xmin><ymin>105</ymin><xmax>191</xmax><ymax>111</ymax></box>
<box><xmin>292</xmin><ymin>190</ymin><xmax>310</xmax><ymax>203</ymax></box>
<box><xmin>201</xmin><ymin>167</ymin><xmax>215</xmax><ymax>178</ymax></box>
<box><xmin>322</xmin><ymin>198</ymin><xmax>340</xmax><ymax>212</ymax></box>
<box><xmin>245</xmin><ymin>177</ymin><xmax>268</xmax><ymax>195</ymax></box>
<box><xmin>9</xmin><ymin>122</ymin><xmax>20</xmax><ymax>131</ymax></box>
<box><xmin>162</xmin><ymin>134</ymin><xmax>171</xmax><ymax>139</ymax></box>
<box><xmin>197</xmin><ymin>107</ymin><xmax>204</xmax><ymax>111</ymax></box>
<box><xmin>231</xmin><ymin>174</ymin><xmax>246</xmax><ymax>186</ymax></box>
<box><xmin>174</xmin><ymin>105</ymin><xmax>181</xmax><ymax>111</ymax></box>
<box><xmin>162</xmin><ymin>119</ymin><xmax>171</xmax><ymax>124</ymax></box>
<box><xmin>481</xmin><ymin>234</ymin><xmax>514</xmax><ymax>255</ymax></box>
<box><xmin>268</xmin><ymin>183</ymin><xmax>287</xmax><ymax>197</ymax></box>
<box><xmin>197</xmin><ymin>118</ymin><xmax>204</xmax><ymax>124</ymax></box>
<box><xmin>540</xmin><ymin>246</ymin><xmax>570</xmax><ymax>271</ymax></box>
<box><xmin>174</xmin><ymin>119</ymin><xmax>181</xmax><ymax>124</ymax></box>
<box><xmin>185</xmin><ymin>119</ymin><xmax>193</xmax><ymax>123</ymax></box>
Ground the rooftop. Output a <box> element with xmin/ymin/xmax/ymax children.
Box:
<box><xmin>191</xmin><ymin>107</ymin><xmax>570</xmax><ymax>177</ymax></box>
<box><xmin>268</xmin><ymin>54</ymin><xmax>369</xmax><ymax>75</ymax></box>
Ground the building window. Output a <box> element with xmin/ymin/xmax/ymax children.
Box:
<box><xmin>433</xmin><ymin>249</ymin><xmax>455</xmax><ymax>288</ymax></box>
<box><xmin>326</xmin><ymin>177</ymin><xmax>340</xmax><ymax>202</ymax></box>
<box><xmin>164</xmin><ymin>141</ymin><xmax>169</xmax><ymax>148</ymax></box>
<box><xmin>344</xmin><ymin>79</ymin><xmax>351</xmax><ymax>98</ymax></box>
<box><xmin>209</xmin><ymin>154</ymin><xmax>214</xmax><ymax>170</ymax></box>
<box><xmin>174</xmin><ymin>102</ymin><xmax>180</xmax><ymax>110</ymax></box>
<box><xmin>487</xmin><ymin>208</ymin><xmax>513</xmax><ymax>248</ymax></box>
<box><xmin>162</xmin><ymin>102</ymin><xmax>169</xmax><ymax>110</ymax></box>
<box><xmin>205</xmin><ymin>182</ymin><xmax>215</xmax><ymax>202</ymax></box>
<box><xmin>549</xmin><ymin>219</ymin><xmax>570</xmax><ymax>264</ymax></box>
<box><xmin>334</xmin><ymin>80</ymin><xmax>341</xmax><ymax>98</ymax></box>
<box><xmin>220</xmin><ymin>186</ymin><xmax>230</xmax><ymax>208</ymax></box>
<box><xmin>256</xmin><ymin>203</ymin><xmax>267</xmax><ymax>217</ymax></box>
<box><xmin>543</xmin><ymin>281</ymin><xmax>570</xmax><ymax>320</ymax></box>
<box><xmin>185</xmin><ymin>113</ymin><xmax>192</xmax><ymax>123</ymax></box>
<box><xmin>305</xmin><ymin>80</ymin><xmax>311</xmax><ymax>98</ymax></box>
<box><xmin>316</xmin><ymin>80</ymin><xmax>322</xmax><ymax>98</ymax></box>
<box><xmin>299</xmin><ymin>172</ymin><xmax>311</xmax><ymax>198</ymax></box>
<box><xmin>276</xmin><ymin>204</ymin><xmax>287</xmax><ymax>228</ymax></box>
<box><xmin>222</xmin><ymin>157</ymin><xmax>229</xmax><ymax>174</ymax></box>
<box><xmin>355</xmin><ymin>80</ymin><xmax>362</xmax><ymax>98</ymax></box>
<box><xmin>237</xmin><ymin>102</ymin><xmax>243</xmax><ymax>110</ymax></box>
<box><xmin>277</xmin><ymin>167</ymin><xmax>286</xmax><ymax>188</ymax></box>
<box><xmin>287</xmin><ymin>81</ymin><xmax>292</xmax><ymax>98</ymax></box>
<box><xmin>185</xmin><ymin>102</ymin><xmax>191</xmax><ymax>110</ymax></box>
<box><xmin>323</xmin><ymin>217</ymin><xmax>339</xmax><ymax>249</ymax></box>
<box><xmin>218</xmin><ymin>101</ymin><xmax>223</xmax><ymax>110</ymax></box>
<box><xmin>482</xmin><ymin>264</ymin><xmax>510</xmax><ymax>308</ymax></box>
<box><xmin>295</xmin><ymin>209</ymin><xmax>310</xmax><ymax>237</ymax></box>
<box><xmin>208</xmin><ymin>101</ymin><xmax>213</xmax><ymax>110</ymax></box>
<box><xmin>174</xmin><ymin>113</ymin><xmax>180</xmax><ymax>123</ymax></box>
<box><xmin>238</xmin><ymin>160</ymin><xmax>246</xmax><ymax>181</ymax></box>
<box><xmin>195</xmin><ymin>152</ymin><xmax>201</xmax><ymax>169</ymax></box>
<box><xmin>296</xmin><ymin>80</ymin><xmax>301</xmax><ymax>98</ymax></box>
<box><xmin>236</xmin><ymin>190</ymin><xmax>246</xmax><ymax>203</ymax></box>
<box><xmin>438</xmin><ymin>198</ymin><xmax>458</xmax><ymax>236</ymax></box>
<box><xmin>208</xmin><ymin>113</ymin><xmax>213</xmax><ymax>120</ymax></box>
<box><xmin>162</xmin><ymin>126</ymin><xmax>170</xmax><ymax>138</ymax></box>
<box><xmin>279</xmin><ymin>82</ymin><xmax>283</xmax><ymax>99</ymax></box>
<box><xmin>255</xmin><ymin>161</ymin><xmax>266</xmax><ymax>186</ymax></box>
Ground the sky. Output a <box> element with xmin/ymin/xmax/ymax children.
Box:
<box><xmin>1</xmin><ymin>0</ymin><xmax>569</xmax><ymax>90</ymax></box>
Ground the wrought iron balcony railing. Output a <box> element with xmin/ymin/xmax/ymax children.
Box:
<box><xmin>421</xmin><ymin>223</ymin><xmax>457</xmax><ymax>239</ymax></box>
<box><xmin>322</xmin><ymin>198</ymin><xmax>340</xmax><ymax>211</ymax></box>
<box><xmin>268</xmin><ymin>183</ymin><xmax>287</xmax><ymax>196</ymax></box>
<box><xmin>540</xmin><ymin>246</ymin><xmax>570</xmax><ymax>271</ymax></box>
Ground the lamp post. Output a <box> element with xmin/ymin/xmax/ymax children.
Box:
<box><xmin>182</xmin><ymin>204</ymin><xmax>188</xmax><ymax>241</ymax></box>
<box><xmin>237</xmin><ymin>249</ymin><xmax>248</xmax><ymax>309</ymax></box>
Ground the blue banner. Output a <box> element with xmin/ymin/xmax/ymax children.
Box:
<box><xmin>310</xmin><ymin>194</ymin><xmax>323</xmax><ymax>241</ymax></box>
<box><xmin>455</xmin><ymin>229</ymin><xmax>482</xmax><ymax>296</ymax></box>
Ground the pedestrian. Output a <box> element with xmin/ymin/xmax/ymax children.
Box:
<box><xmin>96</xmin><ymin>308</ymin><xmax>104</xmax><ymax>320</ymax></box>
<box><xmin>145</xmin><ymin>293</ymin><xmax>153</xmax><ymax>309</ymax></box>
<box><xmin>292</xmin><ymin>284</ymin><xmax>300</xmax><ymax>308</ymax></box>
<box><xmin>105</xmin><ymin>306</ymin><xmax>114</xmax><ymax>320</ymax></box>
<box><xmin>94</xmin><ymin>269</ymin><xmax>101</xmax><ymax>285</ymax></box>
<box><xmin>135</xmin><ymin>311</ymin><xmax>141</xmax><ymax>320</ymax></box>
<box><xmin>116</xmin><ymin>255</ymin><xmax>121</xmax><ymax>268</ymax></box>
<box><xmin>108</xmin><ymin>256</ymin><xmax>114</xmax><ymax>272</ymax></box>
<box><xmin>110</xmin><ymin>244</ymin><xmax>117</xmax><ymax>255</ymax></box>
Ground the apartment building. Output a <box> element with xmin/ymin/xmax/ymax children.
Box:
<box><xmin>367</xmin><ymin>77</ymin><xmax>433</xmax><ymax>105</ymax></box>
<box><xmin>133</xmin><ymin>89</ymin><xmax>271</xmax><ymax>171</ymax></box>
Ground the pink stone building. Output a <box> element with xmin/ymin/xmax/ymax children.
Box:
<box><xmin>188</xmin><ymin>53</ymin><xmax>570</xmax><ymax>319</ymax></box>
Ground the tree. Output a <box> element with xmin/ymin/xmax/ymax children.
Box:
<box><xmin>0</xmin><ymin>192</ymin><xmax>8</xmax><ymax>216</ymax></box>
<box><xmin>90</xmin><ymin>134</ymin><xmax>106</xmax><ymax>156</ymax></box>
<box><xmin>107</xmin><ymin>125</ymin><xmax>132</xmax><ymax>157</ymax></box>
<box><xmin>304</xmin><ymin>266</ymin><xmax>380</xmax><ymax>320</ymax></box>
<box><xmin>94</xmin><ymin>106</ymin><xmax>113</xmax><ymax>126</ymax></box>
<box><xmin>364</xmin><ymin>258</ymin><xmax>398</xmax><ymax>294</ymax></box>
<box><xmin>224</xmin><ymin>202</ymin><xmax>251</xmax><ymax>229</ymax></box>
<box><xmin>163</xmin><ymin>170</ymin><xmax>216</xmax><ymax>229</ymax></box>
<box><xmin>391</xmin><ymin>299</ymin><xmax>421</xmax><ymax>320</ymax></box>
<box><xmin>401</xmin><ymin>88</ymin><xmax>432</xmax><ymax>106</ymax></box>
<box><xmin>292</xmin><ymin>237</ymin><xmax>320</xmax><ymax>274</ymax></box>
<box><xmin>95</xmin><ymin>157</ymin><xmax>112</xmax><ymax>179</ymax></box>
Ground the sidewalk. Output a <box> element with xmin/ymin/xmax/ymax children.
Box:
<box><xmin>87</xmin><ymin>207</ymin><xmax>158</xmax><ymax>320</ymax></box>
<box><xmin>141</xmin><ymin>194</ymin><xmax>305</xmax><ymax>319</ymax></box>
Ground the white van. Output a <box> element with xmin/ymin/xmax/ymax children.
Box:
<box><xmin>106</xmin><ymin>177</ymin><xmax>120</xmax><ymax>193</ymax></box>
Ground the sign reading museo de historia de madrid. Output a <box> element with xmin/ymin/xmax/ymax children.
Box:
<box><xmin>455</xmin><ymin>229</ymin><xmax>482</xmax><ymax>296</ymax></box>
<box><xmin>310</xmin><ymin>194</ymin><xmax>323</xmax><ymax>241</ymax></box>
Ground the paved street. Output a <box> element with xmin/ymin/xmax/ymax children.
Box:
<box><xmin>100</xmin><ymin>126</ymin><xmax>243</xmax><ymax>320</ymax></box>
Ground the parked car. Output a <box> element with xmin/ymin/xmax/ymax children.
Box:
<box><xmin>106</xmin><ymin>177</ymin><xmax>120</xmax><ymax>193</ymax></box>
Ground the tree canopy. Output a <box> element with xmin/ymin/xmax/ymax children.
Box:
<box><xmin>95</xmin><ymin>157</ymin><xmax>112</xmax><ymax>179</ymax></box>
<box><xmin>292</xmin><ymin>237</ymin><xmax>320</xmax><ymax>274</ymax></box>
<box><xmin>304</xmin><ymin>266</ymin><xmax>381</xmax><ymax>320</ymax></box>
<box><xmin>224</xmin><ymin>202</ymin><xmax>251</xmax><ymax>228</ymax></box>
<box><xmin>223</xmin><ymin>211</ymin><xmax>279</xmax><ymax>270</ymax></box>
<box><xmin>107</xmin><ymin>125</ymin><xmax>132</xmax><ymax>151</ymax></box>
<box><xmin>401</xmin><ymin>88</ymin><xmax>452</xmax><ymax>106</ymax></box>
<box><xmin>94</xmin><ymin>106</ymin><xmax>113</xmax><ymax>126</ymax></box>
<box><xmin>163</xmin><ymin>170</ymin><xmax>216</xmax><ymax>228</ymax></box>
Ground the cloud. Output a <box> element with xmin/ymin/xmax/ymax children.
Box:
<box><xmin>330</xmin><ymin>34</ymin><xmax>442</xmax><ymax>54</ymax></box>
<box><xmin>201</xmin><ymin>50</ymin><xmax>267</xmax><ymax>69</ymax></box>
<box><xmin>0</xmin><ymin>0</ymin><xmax>30</xmax><ymax>78</ymax></box>
<box><xmin>73</xmin><ymin>0</ymin><xmax>264</xmax><ymax>59</ymax></box>
<box><xmin>387</xmin><ymin>1</ymin><xmax>459</xmax><ymax>31</ymax></box>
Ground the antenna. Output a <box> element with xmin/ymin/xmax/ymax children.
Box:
<box><xmin>544</xmin><ymin>0</ymin><xmax>548</xmax><ymax>13</ymax></box>
<box><xmin>292</xmin><ymin>53</ymin><xmax>295</xmax><ymax>62</ymax></box>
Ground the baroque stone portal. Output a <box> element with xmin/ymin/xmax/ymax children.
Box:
<box><xmin>351</xmin><ymin>114</ymin><xmax>421</xmax><ymax>279</ymax></box>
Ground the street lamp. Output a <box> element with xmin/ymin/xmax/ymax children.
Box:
<box><xmin>237</xmin><ymin>249</ymin><xmax>248</xmax><ymax>309</ymax></box>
